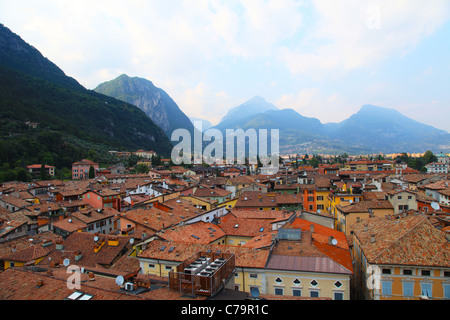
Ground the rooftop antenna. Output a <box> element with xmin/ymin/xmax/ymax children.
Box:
<box><xmin>250</xmin><ymin>287</ymin><xmax>260</xmax><ymax>299</ymax></box>
<box><xmin>431</xmin><ymin>202</ymin><xmax>440</xmax><ymax>211</ymax></box>
<box><xmin>115</xmin><ymin>275</ymin><xmax>124</xmax><ymax>286</ymax></box>
<box><xmin>63</xmin><ymin>258</ymin><xmax>70</xmax><ymax>267</ymax></box>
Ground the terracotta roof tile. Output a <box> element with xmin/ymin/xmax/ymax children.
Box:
<box><xmin>352</xmin><ymin>214</ymin><xmax>450</xmax><ymax>267</ymax></box>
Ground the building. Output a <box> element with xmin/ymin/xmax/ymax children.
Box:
<box><xmin>335</xmin><ymin>200</ymin><xmax>394</xmax><ymax>236</ymax></box>
<box><xmin>264</xmin><ymin>219</ymin><xmax>353</xmax><ymax>299</ymax></box>
<box><xmin>81</xmin><ymin>188</ymin><xmax>121</xmax><ymax>212</ymax></box>
<box><xmin>386</xmin><ymin>189</ymin><xmax>418</xmax><ymax>215</ymax></box>
<box><xmin>27</xmin><ymin>164</ymin><xmax>56</xmax><ymax>177</ymax></box>
<box><xmin>133</xmin><ymin>149</ymin><xmax>157</xmax><ymax>159</ymax></box>
<box><xmin>352</xmin><ymin>214</ymin><xmax>450</xmax><ymax>300</ymax></box>
<box><xmin>72</xmin><ymin>159</ymin><xmax>99</xmax><ymax>180</ymax></box>
<box><xmin>426</xmin><ymin>162</ymin><xmax>449</xmax><ymax>174</ymax></box>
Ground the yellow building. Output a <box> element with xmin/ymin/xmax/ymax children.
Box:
<box><xmin>335</xmin><ymin>200</ymin><xmax>394</xmax><ymax>236</ymax></box>
<box><xmin>352</xmin><ymin>214</ymin><xmax>450</xmax><ymax>300</ymax></box>
<box><xmin>2</xmin><ymin>241</ymin><xmax>52</xmax><ymax>270</ymax></box>
<box><xmin>179</xmin><ymin>195</ymin><xmax>215</xmax><ymax>211</ymax></box>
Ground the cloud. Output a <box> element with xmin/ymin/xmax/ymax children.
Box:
<box><xmin>278</xmin><ymin>0</ymin><xmax>450</xmax><ymax>78</ymax></box>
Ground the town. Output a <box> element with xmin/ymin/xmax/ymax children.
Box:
<box><xmin>0</xmin><ymin>149</ymin><xmax>449</xmax><ymax>302</ymax></box>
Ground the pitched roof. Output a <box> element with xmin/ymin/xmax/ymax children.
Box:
<box><xmin>37</xmin><ymin>232</ymin><xmax>133</xmax><ymax>268</ymax></box>
<box><xmin>336</xmin><ymin>200</ymin><xmax>393</xmax><ymax>214</ymax></box>
<box><xmin>352</xmin><ymin>214</ymin><xmax>450</xmax><ymax>267</ymax></box>
<box><xmin>0</xmin><ymin>268</ymin><xmax>143</xmax><ymax>300</ymax></box>
<box><xmin>157</xmin><ymin>221</ymin><xmax>226</xmax><ymax>244</ymax></box>
<box><xmin>216</xmin><ymin>212</ymin><xmax>272</xmax><ymax>237</ymax></box>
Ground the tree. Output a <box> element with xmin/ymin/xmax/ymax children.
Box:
<box><xmin>88</xmin><ymin>165</ymin><xmax>95</xmax><ymax>179</ymax></box>
<box><xmin>16</xmin><ymin>167</ymin><xmax>28</xmax><ymax>182</ymax></box>
<box><xmin>40</xmin><ymin>164</ymin><xmax>48</xmax><ymax>180</ymax></box>
<box><xmin>422</xmin><ymin>150</ymin><xmax>437</xmax><ymax>164</ymax></box>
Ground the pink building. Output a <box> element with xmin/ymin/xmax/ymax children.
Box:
<box><xmin>72</xmin><ymin>159</ymin><xmax>99</xmax><ymax>180</ymax></box>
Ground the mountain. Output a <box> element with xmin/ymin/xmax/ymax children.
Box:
<box><xmin>94</xmin><ymin>74</ymin><xmax>194</xmax><ymax>138</ymax></box>
<box><xmin>212</xmin><ymin>98</ymin><xmax>450</xmax><ymax>154</ymax></box>
<box><xmin>190</xmin><ymin>117</ymin><xmax>212</xmax><ymax>132</ymax></box>
<box><xmin>0</xmin><ymin>24</ymin><xmax>82</xmax><ymax>91</ymax></box>
<box><xmin>0</xmin><ymin>24</ymin><xmax>173</xmax><ymax>174</ymax></box>
<box><xmin>324</xmin><ymin>105</ymin><xmax>450</xmax><ymax>153</ymax></box>
<box><xmin>220</xmin><ymin>96</ymin><xmax>278</xmax><ymax>125</ymax></box>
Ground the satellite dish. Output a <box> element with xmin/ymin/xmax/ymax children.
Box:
<box><xmin>317</xmin><ymin>209</ymin><xmax>321</xmax><ymax>214</ymax></box>
<box><xmin>63</xmin><ymin>258</ymin><xmax>70</xmax><ymax>267</ymax></box>
<box><xmin>250</xmin><ymin>287</ymin><xmax>260</xmax><ymax>298</ymax></box>
<box><xmin>332</xmin><ymin>238</ymin><xmax>338</xmax><ymax>246</ymax></box>
<box><xmin>68</xmin><ymin>218</ymin><xmax>72</xmax><ymax>223</ymax></box>
<box><xmin>129</xmin><ymin>238</ymin><xmax>134</xmax><ymax>244</ymax></box>
<box><xmin>431</xmin><ymin>202</ymin><xmax>440</xmax><ymax>210</ymax></box>
<box><xmin>115</xmin><ymin>275</ymin><xmax>124</xmax><ymax>286</ymax></box>
<box><xmin>349</xmin><ymin>200</ymin><xmax>353</xmax><ymax>204</ymax></box>
<box><xmin>94</xmin><ymin>236</ymin><xmax>99</xmax><ymax>242</ymax></box>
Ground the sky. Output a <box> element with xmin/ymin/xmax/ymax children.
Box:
<box><xmin>1</xmin><ymin>0</ymin><xmax>450</xmax><ymax>132</ymax></box>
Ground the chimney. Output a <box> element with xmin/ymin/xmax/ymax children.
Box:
<box><xmin>74</xmin><ymin>251</ymin><xmax>82</xmax><ymax>261</ymax></box>
<box><xmin>310</xmin><ymin>224</ymin><xmax>315</xmax><ymax>233</ymax></box>
<box><xmin>370</xmin><ymin>234</ymin><xmax>376</xmax><ymax>243</ymax></box>
<box><xmin>364</xmin><ymin>224</ymin><xmax>368</xmax><ymax>232</ymax></box>
<box><xmin>328</xmin><ymin>236</ymin><xmax>334</xmax><ymax>245</ymax></box>
<box><xmin>55</xmin><ymin>240</ymin><xmax>64</xmax><ymax>251</ymax></box>
<box><xmin>88</xmin><ymin>272</ymin><xmax>95</xmax><ymax>281</ymax></box>
<box><xmin>36</xmin><ymin>279</ymin><xmax>44</xmax><ymax>288</ymax></box>
<box><xmin>446</xmin><ymin>230</ymin><xmax>450</xmax><ymax>244</ymax></box>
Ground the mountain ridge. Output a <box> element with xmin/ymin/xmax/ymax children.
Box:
<box><xmin>94</xmin><ymin>74</ymin><xmax>195</xmax><ymax>138</ymax></box>
<box><xmin>210</xmin><ymin>98</ymin><xmax>450</xmax><ymax>154</ymax></box>
<box><xmin>0</xmin><ymin>24</ymin><xmax>173</xmax><ymax>173</ymax></box>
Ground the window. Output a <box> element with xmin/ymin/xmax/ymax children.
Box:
<box><xmin>403</xmin><ymin>282</ymin><xmax>414</xmax><ymax>297</ymax></box>
<box><xmin>381</xmin><ymin>281</ymin><xmax>392</xmax><ymax>296</ymax></box>
<box><xmin>334</xmin><ymin>292</ymin><xmax>344</xmax><ymax>300</ymax></box>
<box><xmin>148</xmin><ymin>264</ymin><xmax>155</xmax><ymax>269</ymax></box>
<box><xmin>164</xmin><ymin>266</ymin><xmax>173</xmax><ymax>271</ymax></box>
<box><xmin>275</xmin><ymin>277</ymin><xmax>283</xmax><ymax>284</ymax></box>
<box><xmin>292</xmin><ymin>289</ymin><xmax>301</xmax><ymax>297</ymax></box>
<box><xmin>275</xmin><ymin>288</ymin><xmax>283</xmax><ymax>296</ymax></box>
<box><xmin>334</xmin><ymin>281</ymin><xmax>343</xmax><ymax>288</ymax></box>
<box><xmin>308</xmin><ymin>196</ymin><xmax>314</xmax><ymax>202</ymax></box>
<box><xmin>293</xmin><ymin>279</ymin><xmax>301</xmax><ymax>285</ymax></box>
<box><xmin>310</xmin><ymin>291</ymin><xmax>319</xmax><ymax>298</ymax></box>
<box><xmin>382</xmin><ymin>268</ymin><xmax>392</xmax><ymax>275</ymax></box>
<box><xmin>421</xmin><ymin>270</ymin><xmax>431</xmax><ymax>276</ymax></box>
<box><xmin>317</xmin><ymin>196</ymin><xmax>323</xmax><ymax>201</ymax></box>
<box><xmin>443</xmin><ymin>284</ymin><xmax>450</xmax><ymax>299</ymax></box>
<box><xmin>403</xmin><ymin>269</ymin><xmax>413</xmax><ymax>276</ymax></box>
<box><xmin>421</xmin><ymin>283</ymin><xmax>432</xmax><ymax>298</ymax></box>
<box><xmin>310</xmin><ymin>280</ymin><xmax>318</xmax><ymax>287</ymax></box>
<box><xmin>249</xmin><ymin>273</ymin><xmax>258</xmax><ymax>279</ymax></box>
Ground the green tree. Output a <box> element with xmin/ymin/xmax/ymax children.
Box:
<box><xmin>422</xmin><ymin>150</ymin><xmax>437</xmax><ymax>164</ymax></box>
<box><xmin>40</xmin><ymin>163</ymin><xmax>48</xmax><ymax>180</ymax></box>
<box><xmin>88</xmin><ymin>165</ymin><xmax>95</xmax><ymax>179</ymax></box>
<box><xmin>16</xmin><ymin>167</ymin><xmax>28</xmax><ymax>182</ymax></box>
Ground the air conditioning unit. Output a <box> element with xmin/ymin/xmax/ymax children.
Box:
<box><xmin>124</xmin><ymin>282</ymin><xmax>134</xmax><ymax>291</ymax></box>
